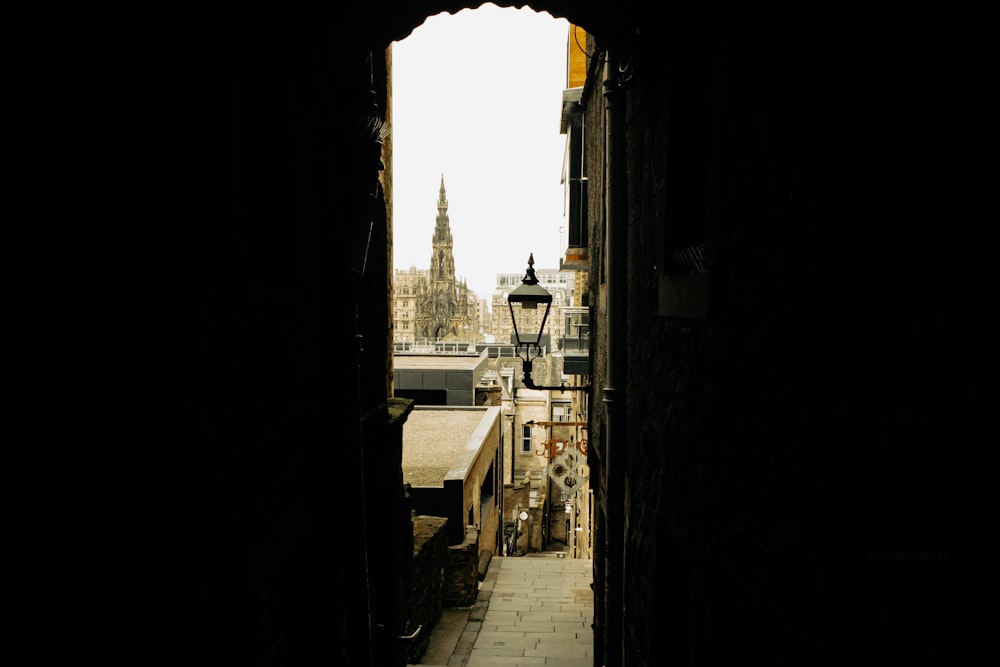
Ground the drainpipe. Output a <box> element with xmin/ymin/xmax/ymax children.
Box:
<box><xmin>602</xmin><ymin>51</ymin><xmax>628</xmax><ymax>667</ymax></box>
<box><xmin>345</xmin><ymin>76</ymin><xmax>381</xmax><ymax>664</ymax></box>
<box><xmin>347</xmin><ymin>200</ymin><xmax>375</xmax><ymax>667</ymax></box>
<box><xmin>510</xmin><ymin>406</ymin><xmax>517</xmax><ymax>486</ymax></box>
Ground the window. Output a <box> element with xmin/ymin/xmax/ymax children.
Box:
<box><xmin>563</xmin><ymin>89</ymin><xmax>588</xmax><ymax>266</ymax></box>
<box><xmin>521</xmin><ymin>425</ymin><xmax>532</xmax><ymax>454</ymax></box>
<box><xmin>552</xmin><ymin>404</ymin><xmax>570</xmax><ymax>422</ymax></box>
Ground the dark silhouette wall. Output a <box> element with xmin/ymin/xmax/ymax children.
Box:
<box><xmin>580</xmin><ymin>16</ymin><xmax>990</xmax><ymax>666</ymax></box>
<box><xmin>12</xmin><ymin>4</ymin><xmax>990</xmax><ymax>667</ymax></box>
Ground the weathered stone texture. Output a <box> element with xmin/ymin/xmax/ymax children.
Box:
<box><xmin>406</xmin><ymin>516</ymin><xmax>448</xmax><ymax>664</ymax></box>
<box><xmin>444</xmin><ymin>527</ymin><xmax>481</xmax><ymax>607</ymax></box>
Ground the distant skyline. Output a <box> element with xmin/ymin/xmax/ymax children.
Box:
<box><xmin>390</xmin><ymin>4</ymin><xmax>571</xmax><ymax>301</ymax></box>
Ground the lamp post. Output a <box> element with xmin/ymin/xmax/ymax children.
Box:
<box><xmin>508</xmin><ymin>254</ymin><xmax>590</xmax><ymax>392</ymax></box>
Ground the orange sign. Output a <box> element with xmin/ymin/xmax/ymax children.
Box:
<box><xmin>536</xmin><ymin>438</ymin><xmax>587</xmax><ymax>458</ymax></box>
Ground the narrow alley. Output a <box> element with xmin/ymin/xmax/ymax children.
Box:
<box><xmin>412</xmin><ymin>554</ymin><xmax>593</xmax><ymax>666</ymax></box>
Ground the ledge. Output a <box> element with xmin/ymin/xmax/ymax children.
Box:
<box><xmin>388</xmin><ymin>397</ymin><xmax>416</xmax><ymax>427</ymax></box>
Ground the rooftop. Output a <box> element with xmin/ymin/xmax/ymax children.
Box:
<box><xmin>393</xmin><ymin>352</ymin><xmax>485</xmax><ymax>371</ymax></box>
<box><xmin>402</xmin><ymin>407</ymin><xmax>491</xmax><ymax>486</ymax></box>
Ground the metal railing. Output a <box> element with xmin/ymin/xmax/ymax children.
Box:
<box><xmin>394</xmin><ymin>339</ymin><xmax>477</xmax><ymax>354</ymax></box>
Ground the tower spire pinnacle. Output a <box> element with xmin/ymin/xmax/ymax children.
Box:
<box><xmin>419</xmin><ymin>175</ymin><xmax>470</xmax><ymax>341</ymax></box>
<box><xmin>437</xmin><ymin>174</ymin><xmax>448</xmax><ymax>212</ymax></box>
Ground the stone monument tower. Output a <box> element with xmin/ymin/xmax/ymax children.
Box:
<box><xmin>416</xmin><ymin>175</ymin><xmax>472</xmax><ymax>340</ymax></box>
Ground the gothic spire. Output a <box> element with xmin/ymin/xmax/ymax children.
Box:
<box><xmin>437</xmin><ymin>173</ymin><xmax>447</xmax><ymax>213</ymax></box>
<box><xmin>433</xmin><ymin>174</ymin><xmax>452</xmax><ymax>245</ymax></box>
<box><xmin>424</xmin><ymin>175</ymin><xmax>462</xmax><ymax>338</ymax></box>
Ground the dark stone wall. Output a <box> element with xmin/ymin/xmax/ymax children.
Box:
<box><xmin>408</xmin><ymin>516</ymin><xmax>449</xmax><ymax>664</ymax></box>
<box><xmin>18</xmin><ymin>5</ymin><xmax>400</xmax><ymax>666</ymax></box>
<box><xmin>476</xmin><ymin>384</ymin><xmax>503</xmax><ymax>406</ymax></box>
<box><xmin>588</xmin><ymin>18</ymin><xmax>991</xmax><ymax>667</ymax></box>
<box><xmin>445</xmin><ymin>527</ymin><xmax>482</xmax><ymax>607</ymax></box>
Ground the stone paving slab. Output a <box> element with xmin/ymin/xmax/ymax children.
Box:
<box><xmin>411</xmin><ymin>553</ymin><xmax>593</xmax><ymax>667</ymax></box>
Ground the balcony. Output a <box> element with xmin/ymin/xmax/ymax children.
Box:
<box><xmin>558</xmin><ymin>307</ymin><xmax>590</xmax><ymax>376</ymax></box>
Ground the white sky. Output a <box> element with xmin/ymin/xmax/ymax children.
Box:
<box><xmin>390</xmin><ymin>4</ymin><xmax>571</xmax><ymax>302</ymax></box>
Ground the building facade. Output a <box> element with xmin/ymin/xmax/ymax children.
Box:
<box><xmin>393</xmin><ymin>176</ymin><xmax>478</xmax><ymax>346</ymax></box>
<box><xmin>490</xmin><ymin>265</ymin><xmax>575</xmax><ymax>350</ymax></box>
<box><xmin>492</xmin><ymin>259</ymin><xmax>593</xmax><ymax>559</ymax></box>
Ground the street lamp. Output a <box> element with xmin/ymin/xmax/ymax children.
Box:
<box><xmin>508</xmin><ymin>254</ymin><xmax>589</xmax><ymax>392</ymax></box>
<box><xmin>508</xmin><ymin>253</ymin><xmax>553</xmax><ymax>362</ymax></box>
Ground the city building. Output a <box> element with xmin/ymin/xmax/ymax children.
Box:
<box><xmin>491</xmin><ymin>259</ymin><xmax>592</xmax><ymax>558</ymax></box>
<box><xmin>393</xmin><ymin>176</ymin><xmax>478</xmax><ymax>347</ymax></box>
<box><xmin>394</xmin><ymin>348</ymin><xmax>489</xmax><ymax>406</ymax></box>
<box><xmin>490</xmin><ymin>265</ymin><xmax>574</xmax><ymax>349</ymax></box>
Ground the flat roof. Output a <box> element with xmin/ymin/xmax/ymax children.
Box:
<box><xmin>402</xmin><ymin>407</ymin><xmax>490</xmax><ymax>487</ymax></box>
<box><xmin>393</xmin><ymin>354</ymin><xmax>484</xmax><ymax>372</ymax></box>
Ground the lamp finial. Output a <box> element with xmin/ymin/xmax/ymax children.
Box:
<box><xmin>522</xmin><ymin>254</ymin><xmax>538</xmax><ymax>285</ymax></box>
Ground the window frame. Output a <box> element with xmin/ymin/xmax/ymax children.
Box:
<box><xmin>520</xmin><ymin>424</ymin><xmax>533</xmax><ymax>454</ymax></box>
